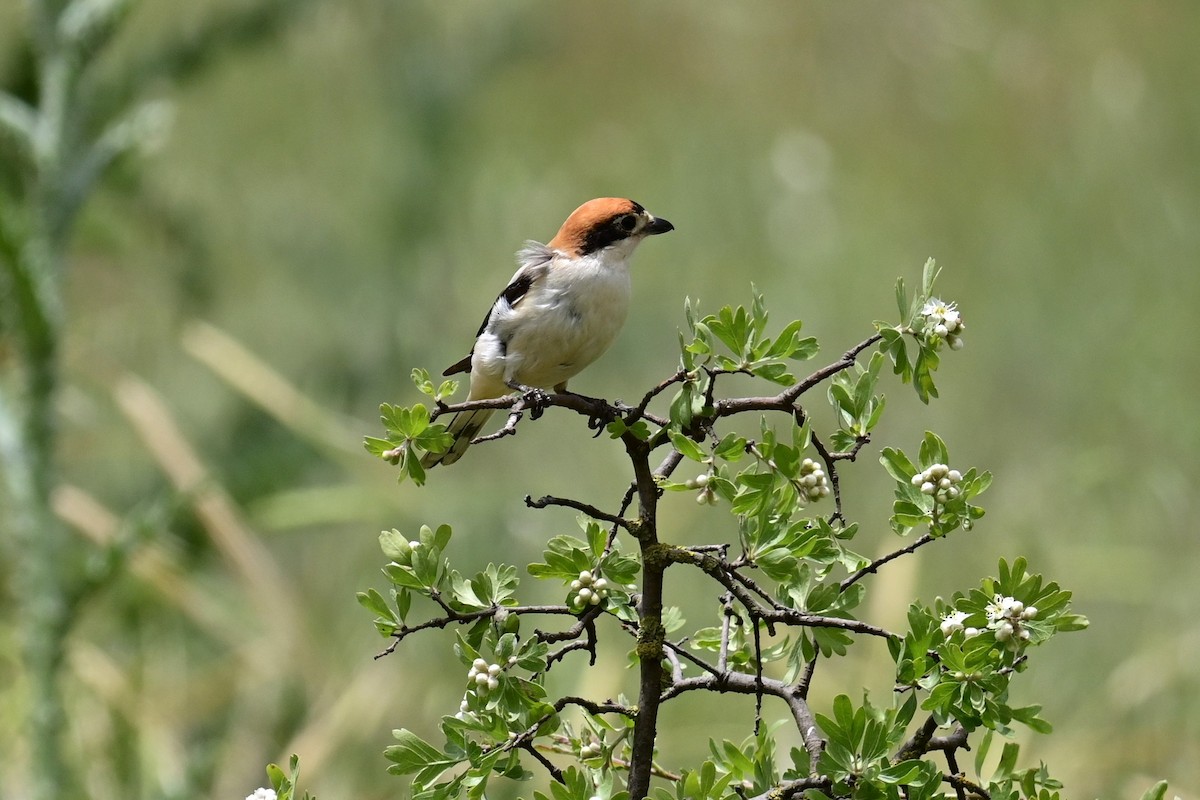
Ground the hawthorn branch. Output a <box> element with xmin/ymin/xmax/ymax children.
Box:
<box><xmin>946</xmin><ymin>749</ymin><xmax>967</xmax><ymax>800</ymax></box>
<box><xmin>746</xmin><ymin>777</ymin><xmax>833</xmax><ymax>800</ymax></box>
<box><xmin>624</xmin><ymin>431</ymin><xmax>667</xmax><ymax>800</ymax></box>
<box><xmin>840</xmin><ymin>532</ymin><xmax>936</xmax><ymax>593</ymax></box>
<box><xmin>944</xmin><ymin>772</ymin><xmax>990</xmax><ymax>800</ymax></box>
<box><xmin>713</xmin><ymin>333</ymin><xmax>884</xmax><ymax>417</ymax></box>
<box><xmin>522</xmin><ymin>741</ymin><xmax>565</xmax><ymax>784</ymax></box>
<box><xmin>894</xmin><ymin>715</ymin><xmax>970</xmax><ymax>764</ymax></box>
<box><xmin>374</xmin><ymin>603</ymin><xmax>592</xmax><ymax>659</ymax></box>
<box><xmin>667</xmin><ymin>548</ymin><xmax>897</xmax><ymax>640</ymax></box>
<box><xmin>808</xmin><ymin>430</ymin><xmax>848</xmax><ymax>523</ymax></box>
<box><xmin>630</xmin><ymin>368</ymin><xmax>687</xmax><ymax>419</ymax></box>
<box><xmin>661</xmin><ymin>670</ymin><xmax>824</xmax><ymax>775</ymax></box>
<box><xmin>526</xmin><ymin>494</ymin><xmax>633</xmax><ymax>531</ymax></box>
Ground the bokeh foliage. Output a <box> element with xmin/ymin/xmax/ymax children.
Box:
<box><xmin>1</xmin><ymin>2</ymin><xmax>1197</xmax><ymax>798</ymax></box>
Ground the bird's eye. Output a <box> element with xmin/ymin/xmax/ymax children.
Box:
<box><xmin>618</xmin><ymin>214</ymin><xmax>638</xmax><ymax>232</ymax></box>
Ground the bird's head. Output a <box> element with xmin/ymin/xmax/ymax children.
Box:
<box><xmin>548</xmin><ymin>198</ymin><xmax>673</xmax><ymax>259</ymax></box>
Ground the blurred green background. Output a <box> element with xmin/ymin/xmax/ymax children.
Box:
<box><xmin>2</xmin><ymin>1</ymin><xmax>1197</xmax><ymax>798</ymax></box>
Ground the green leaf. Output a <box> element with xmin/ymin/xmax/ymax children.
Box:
<box><xmin>878</xmin><ymin>760</ymin><xmax>924</xmax><ymax>785</ymax></box>
<box><xmin>412</xmin><ymin>367</ymin><xmax>435</xmax><ymax>396</ymax></box>
<box><xmin>266</xmin><ymin>763</ymin><xmax>288</xmax><ymax>792</ymax></box>
<box><xmin>973</xmin><ymin>729</ymin><xmax>993</xmax><ymax>777</ymax></box>
<box><xmin>357</xmin><ymin>588</ymin><xmax>395</xmax><ymax>620</ymax></box>
<box><xmin>1055</xmin><ymin>613</ymin><xmax>1090</xmax><ymax>632</ymax></box>
<box><xmin>433</xmin><ymin>523</ymin><xmax>453</xmax><ymax>551</ymax></box>
<box><xmin>921</xmin><ymin>257</ymin><xmax>940</xmax><ymax>299</ymax></box>
<box><xmin>895</xmin><ymin>277</ymin><xmax>909</xmax><ymax>320</ymax></box>
<box><xmin>670</xmin><ymin>384</ymin><xmax>696</xmax><ymax>429</ymax></box>
<box><xmin>790</xmin><ymin>336</ymin><xmax>820</xmax><ymax>361</ymax></box>
<box><xmin>913</xmin><ymin>347</ymin><xmax>939</xmax><ymax>404</ymax></box>
<box><xmin>995</xmin><ymin>741</ymin><xmax>1020</xmax><ymax>779</ymax></box>
<box><xmin>670</xmin><ymin>431</ymin><xmax>707</xmax><ymax>462</ymax></box>
<box><xmin>364</xmin><ymin>435</ymin><xmax>398</xmax><ymax>456</ymax></box>
<box><xmin>918</xmin><ymin>431</ymin><xmax>949</xmax><ymax>468</ymax></box>
<box><xmin>1140</xmin><ymin>781</ymin><xmax>1171</xmax><ymax>800</ymax></box>
<box><xmin>879</xmin><ymin>448</ymin><xmax>918</xmax><ymax>483</ymax></box>
<box><xmin>1010</xmin><ymin>704</ymin><xmax>1053</xmax><ymax>734</ymax></box>
<box><xmin>714</xmin><ymin>433</ymin><xmax>747</xmax><ymax>461</ymax></box>
<box><xmin>380</xmin><ymin>529</ymin><xmax>411</xmax><ymax>560</ymax></box>
<box><xmin>385</xmin><ymin>729</ymin><xmax>459</xmax><ymax>778</ymax></box>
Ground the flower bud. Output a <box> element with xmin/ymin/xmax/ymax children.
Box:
<box><xmin>472</xmin><ymin>658</ymin><xmax>488</xmax><ymax>672</ymax></box>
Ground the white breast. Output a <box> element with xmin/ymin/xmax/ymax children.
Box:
<box><xmin>473</xmin><ymin>251</ymin><xmax>632</xmax><ymax>394</ymax></box>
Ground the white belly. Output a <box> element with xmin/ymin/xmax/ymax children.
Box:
<box><xmin>471</xmin><ymin>255</ymin><xmax>631</xmax><ymax>395</ymax></box>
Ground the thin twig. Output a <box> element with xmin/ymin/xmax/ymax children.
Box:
<box><xmin>526</xmin><ymin>494</ymin><xmax>632</xmax><ymax>531</ymax></box>
<box><xmin>374</xmin><ymin>603</ymin><xmax>586</xmax><ymax>659</ymax></box>
<box><xmin>522</xmin><ymin>741</ymin><xmax>565</xmax><ymax>784</ymax></box>
<box><xmin>667</xmin><ymin>547</ymin><xmax>897</xmax><ymax>639</ymax></box>
<box><xmin>714</xmin><ymin>333</ymin><xmax>884</xmax><ymax>417</ymax></box>
<box><xmin>840</xmin><ymin>532</ymin><xmax>936</xmax><ymax>593</ymax></box>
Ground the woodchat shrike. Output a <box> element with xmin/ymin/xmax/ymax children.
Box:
<box><xmin>423</xmin><ymin>197</ymin><xmax>673</xmax><ymax>467</ymax></box>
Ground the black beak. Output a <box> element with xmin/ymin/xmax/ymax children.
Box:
<box><xmin>645</xmin><ymin>216</ymin><xmax>674</xmax><ymax>235</ymax></box>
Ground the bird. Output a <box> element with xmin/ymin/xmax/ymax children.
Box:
<box><xmin>422</xmin><ymin>197</ymin><xmax>674</xmax><ymax>468</ymax></box>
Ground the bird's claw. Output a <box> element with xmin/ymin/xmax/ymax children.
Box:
<box><xmin>512</xmin><ymin>385</ymin><xmax>552</xmax><ymax>419</ymax></box>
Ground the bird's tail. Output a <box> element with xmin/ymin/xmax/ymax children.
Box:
<box><xmin>421</xmin><ymin>408</ymin><xmax>494</xmax><ymax>469</ymax></box>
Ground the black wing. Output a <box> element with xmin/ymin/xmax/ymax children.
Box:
<box><xmin>442</xmin><ymin>270</ymin><xmax>535</xmax><ymax>376</ymax></box>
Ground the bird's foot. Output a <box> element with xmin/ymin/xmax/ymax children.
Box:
<box><xmin>507</xmin><ymin>381</ymin><xmax>553</xmax><ymax>419</ymax></box>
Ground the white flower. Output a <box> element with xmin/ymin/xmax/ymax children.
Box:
<box><xmin>940</xmin><ymin>610</ymin><xmax>970</xmax><ymax>636</ymax></box>
<box><xmin>921</xmin><ymin>298</ymin><xmax>965</xmax><ymax>346</ymax></box>
<box><xmin>246</xmin><ymin>790</ymin><xmax>277</xmax><ymax>800</ymax></box>
<box><xmin>921</xmin><ymin>298</ymin><xmax>955</xmax><ymax>323</ymax></box>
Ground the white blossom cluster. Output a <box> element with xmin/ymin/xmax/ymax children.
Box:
<box><xmin>245</xmin><ymin>789</ymin><xmax>277</xmax><ymax>800</ymax></box>
<box><xmin>570</xmin><ymin>570</ymin><xmax>609</xmax><ymax>607</ymax></box>
<box><xmin>911</xmin><ymin>463</ymin><xmax>962</xmax><ymax>503</ymax></box>
<box><xmin>940</xmin><ymin>594</ymin><xmax>1038</xmax><ymax>649</ymax></box>
<box><xmin>798</xmin><ymin>458</ymin><xmax>830</xmax><ymax>502</ymax></box>
<box><xmin>921</xmin><ymin>298</ymin><xmax>965</xmax><ymax>350</ymax></box>
<box><xmin>579</xmin><ymin>738</ymin><xmax>603</xmax><ymax>759</ymax></box>
<box><xmin>986</xmin><ymin>594</ymin><xmax>1038</xmax><ymax>646</ymax></box>
<box><xmin>465</xmin><ymin>657</ymin><xmax>504</xmax><ymax>694</ymax></box>
<box><xmin>686</xmin><ymin>472</ymin><xmax>719</xmax><ymax>505</ymax></box>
